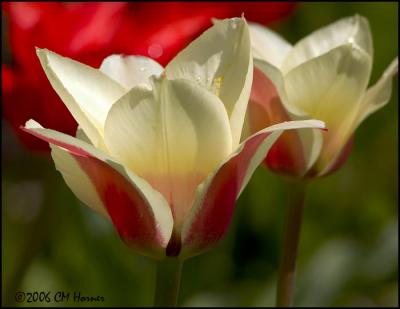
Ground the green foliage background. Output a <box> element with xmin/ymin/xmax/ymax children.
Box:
<box><xmin>2</xmin><ymin>2</ymin><xmax>398</xmax><ymax>307</ymax></box>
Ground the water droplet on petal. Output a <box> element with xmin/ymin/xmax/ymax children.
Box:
<box><xmin>196</xmin><ymin>76</ymin><xmax>201</xmax><ymax>83</ymax></box>
<box><xmin>231</xmin><ymin>22</ymin><xmax>237</xmax><ymax>29</ymax></box>
<box><xmin>139</xmin><ymin>67</ymin><xmax>145</xmax><ymax>72</ymax></box>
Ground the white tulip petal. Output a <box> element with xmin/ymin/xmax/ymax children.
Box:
<box><xmin>36</xmin><ymin>48</ymin><xmax>126</xmax><ymax>147</ymax></box>
<box><xmin>249</xmin><ymin>22</ymin><xmax>292</xmax><ymax>68</ymax></box>
<box><xmin>284</xmin><ymin>44</ymin><xmax>372</xmax><ymax>135</ymax></box>
<box><xmin>50</xmin><ymin>144</ymin><xmax>109</xmax><ymax>217</ymax></box>
<box><xmin>285</xmin><ymin>44</ymin><xmax>372</xmax><ymax>173</ymax></box>
<box><xmin>75</xmin><ymin>126</ymin><xmax>92</xmax><ymax>144</ymax></box>
<box><xmin>297</xmin><ymin>126</ymin><xmax>323</xmax><ymax>173</ymax></box>
<box><xmin>356</xmin><ymin>57</ymin><xmax>398</xmax><ymax>126</ymax></box>
<box><xmin>23</xmin><ymin>119</ymin><xmax>174</xmax><ymax>251</ymax></box>
<box><xmin>100</xmin><ymin>54</ymin><xmax>164</xmax><ymax>90</ymax></box>
<box><xmin>104</xmin><ymin>78</ymin><xmax>232</xmax><ymax>226</ymax></box>
<box><xmin>283</xmin><ymin>15</ymin><xmax>373</xmax><ymax>73</ymax></box>
<box><xmin>166</xmin><ymin>17</ymin><xmax>253</xmax><ymax>147</ymax></box>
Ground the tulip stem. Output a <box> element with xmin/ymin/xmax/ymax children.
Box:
<box><xmin>154</xmin><ymin>257</ymin><xmax>183</xmax><ymax>307</ymax></box>
<box><xmin>276</xmin><ymin>181</ymin><xmax>307</xmax><ymax>307</ymax></box>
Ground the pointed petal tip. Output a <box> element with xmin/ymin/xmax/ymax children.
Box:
<box><xmin>352</xmin><ymin>14</ymin><xmax>369</xmax><ymax>25</ymax></box>
<box><xmin>212</xmin><ymin>16</ymin><xmax>244</xmax><ymax>25</ymax></box>
<box><xmin>210</xmin><ymin>17</ymin><xmax>219</xmax><ymax>25</ymax></box>
<box><xmin>35</xmin><ymin>47</ymin><xmax>47</xmax><ymax>57</ymax></box>
<box><xmin>24</xmin><ymin>119</ymin><xmax>40</xmax><ymax>128</ymax></box>
<box><xmin>387</xmin><ymin>57</ymin><xmax>398</xmax><ymax>76</ymax></box>
<box><xmin>353</xmin><ymin>14</ymin><xmax>363</xmax><ymax>21</ymax></box>
<box><xmin>20</xmin><ymin>119</ymin><xmax>42</xmax><ymax>132</ymax></box>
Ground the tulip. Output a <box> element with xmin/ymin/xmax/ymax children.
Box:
<box><xmin>22</xmin><ymin>17</ymin><xmax>324</xmax><ymax>261</ymax></box>
<box><xmin>21</xmin><ymin>16</ymin><xmax>324</xmax><ymax>306</ymax></box>
<box><xmin>23</xmin><ymin>18</ymin><xmax>324</xmax><ymax>305</ymax></box>
<box><xmin>246</xmin><ymin>15</ymin><xmax>398</xmax><ymax>307</ymax></box>
<box><xmin>2</xmin><ymin>1</ymin><xmax>295</xmax><ymax>151</ymax></box>
<box><xmin>247</xmin><ymin>15</ymin><xmax>398</xmax><ymax>179</ymax></box>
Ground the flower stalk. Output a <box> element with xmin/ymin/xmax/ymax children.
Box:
<box><xmin>154</xmin><ymin>258</ymin><xmax>184</xmax><ymax>307</ymax></box>
<box><xmin>276</xmin><ymin>181</ymin><xmax>307</xmax><ymax>307</ymax></box>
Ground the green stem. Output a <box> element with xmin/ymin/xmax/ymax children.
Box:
<box><xmin>276</xmin><ymin>181</ymin><xmax>307</xmax><ymax>307</ymax></box>
<box><xmin>154</xmin><ymin>257</ymin><xmax>183</xmax><ymax>307</ymax></box>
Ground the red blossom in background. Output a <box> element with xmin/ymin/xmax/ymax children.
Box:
<box><xmin>2</xmin><ymin>1</ymin><xmax>295</xmax><ymax>151</ymax></box>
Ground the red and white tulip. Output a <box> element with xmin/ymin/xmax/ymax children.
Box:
<box><xmin>246</xmin><ymin>15</ymin><xmax>398</xmax><ymax>178</ymax></box>
<box><xmin>22</xmin><ymin>18</ymin><xmax>324</xmax><ymax>259</ymax></box>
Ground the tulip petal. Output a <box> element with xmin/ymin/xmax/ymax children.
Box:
<box><xmin>251</xmin><ymin>60</ymin><xmax>323</xmax><ymax>176</ymax></box>
<box><xmin>298</xmin><ymin>127</ymin><xmax>324</xmax><ymax>175</ymax></box>
<box><xmin>22</xmin><ymin>120</ymin><xmax>173</xmax><ymax>258</ymax></box>
<box><xmin>180</xmin><ymin>120</ymin><xmax>325</xmax><ymax>258</ymax></box>
<box><xmin>319</xmin><ymin>57</ymin><xmax>399</xmax><ymax>177</ymax></box>
<box><xmin>247</xmin><ymin>65</ymin><xmax>306</xmax><ymax>176</ymax></box>
<box><xmin>36</xmin><ymin>48</ymin><xmax>126</xmax><ymax>148</ymax></box>
<box><xmin>282</xmin><ymin>15</ymin><xmax>373</xmax><ymax>73</ymax></box>
<box><xmin>75</xmin><ymin>126</ymin><xmax>92</xmax><ymax>144</ymax></box>
<box><xmin>285</xmin><ymin>44</ymin><xmax>371</xmax><ymax>133</ymax></box>
<box><xmin>285</xmin><ymin>44</ymin><xmax>372</xmax><ymax>174</ymax></box>
<box><xmin>249</xmin><ymin>22</ymin><xmax>292</xmax><ymax>68</ymax></box>
<box><xmin>356</xmin><ymin>57</ymin><xmax>398</xmax><ymax>126</ymax></box>
<box><xmin>317</xmin><ymin>134</ymin><xmax>354</xmax><ymax>177</ymax></box>
<box><xmin>253</xmin><ymin>59</ymin><xmax>296</xmax><ymax>116</ymax></box>
<box><xmin>166</xmin><ymin>17</ymin><xmax>253</xmax><ymax>147</ymax></box>
<box><xmin>104</xmin><ymin>77</ymin><xmax>232</xmax><ymax>227</ymax></box>
<box><xmin>99</xmin><ymin>54</ymin><xmax>164</xmax><ymax>90</ymax></box>
<box><xmin>50</xmin><ymin>145</ymin><xmax>109</xmax><ymax>217</ymax></box>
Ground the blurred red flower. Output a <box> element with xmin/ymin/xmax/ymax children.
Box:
<box><xmin>2</xmin><ymin>1</ymin><xmax>295</xmax><ymax>151</ymax></box>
